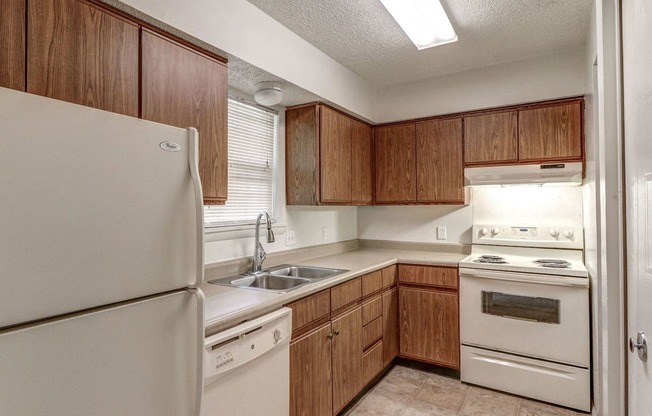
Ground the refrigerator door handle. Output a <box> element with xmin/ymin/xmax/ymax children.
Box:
<box><xmin>188</xmin><ymin>128</ymin><xmax>205</xmax><ymax>287</ymax></box>
<box><xmin>190</xmin><ymin>288</ymin><xmax>205</xmax><ymax>416</ymax></box>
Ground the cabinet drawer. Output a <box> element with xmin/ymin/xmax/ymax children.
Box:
<box><xmin>361</xmin><ymin>270</ymin><xmax>383</xmax><ymax>298</ymax></box>
<box><xmin>399</xmin><ymin>265</ymin><xmax>458</xmax><ymax>289</ymax></box>
<box><xmin>286</xmin><ymin>290</ymin><xmax>330</xmax><ymax>334</ymax></box>
<box><xmin>362</xmin><ymin>296</ymin><xmax>383</xmax><ymax>325</ymax></box>
<box><xmin>362</xmin><ymin>341</ymin><xmax>384</xmax><ymax>386</ymax></box>
<box><xmin>363</xmin><ymin>316</ymin><xmax>383</xmax><ymax>350</ymax></box>
<box><xmin>331</xmin><ymin>278</ymin><xmax>361</xmax><ymax>312</ymax></box>
<box><xmin>381</xmin><ymin>265</ymin><xmax>397</xmax><ymax>289</ymax></box>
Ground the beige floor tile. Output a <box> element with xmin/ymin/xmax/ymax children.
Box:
<box><xmin>401</xmin><ymin>398</ymin><xmax>460</xmax><ymax>416</ymax></box>
<box><xmin>518</xmin><ymin>399</ymin><xmax>577</xmax><ymax>416</ymax></box>
<box><xmin>388</xmin><ymin>365</ymin><xmax>433</xmax><ymax>384</ymax></box>
<box><xmin>349</xmin><ymin>387</ymin><xmax>412</xmax><ymax>416</ymax></box>
<box><xmin>414</xmin><ymin>380</ymin><xmax>470</xmax><ymax>412</ymax></box>
<box><xmin>376</xmin><ymin>373</ymin><xmax>423</xmax><ymax>399</ymax></box>
<box><xmin>460</xmin><ymin>387</ymin><xmax>520</xmax><ymax>416</ymax></box>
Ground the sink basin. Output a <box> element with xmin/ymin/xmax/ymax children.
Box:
<box><xmin>207</xmin><ymin>264</ymin><xmax>349</xmax><ymax>293</ymax></box>
<box><xmin>230</xmin><ymin>274</ymin><xmax>311</xmax><ymax>291</ymax></box>
<box><xmin>268</xmin><ymin>265</ymin><xmax>348</xmax><ymax>280</ymax></box>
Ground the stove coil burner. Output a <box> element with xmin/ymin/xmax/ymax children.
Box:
<box><xmin>533</xmin><ymin>259</ymin><xmax>572</xmax><ymax>269</ymax></box>
<box><xmin>474</xmin><ymin>255</ymin><xmax>508</xmax><ymax>264</ymax></box>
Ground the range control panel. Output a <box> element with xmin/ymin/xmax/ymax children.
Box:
<box><xmin>472</xmin><ymin>224</ymin><xmax>584</xmax><ymax>249</ymax></box>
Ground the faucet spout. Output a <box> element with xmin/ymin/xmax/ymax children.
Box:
<box><xmin>253</xmin><ymin>211</ymin><xmax>274</xmax><ymax>273</ymax></box>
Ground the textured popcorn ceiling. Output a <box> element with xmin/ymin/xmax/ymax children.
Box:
<box><xmin>244</xmin><ymin>0</ymin><xmax>592</xmax><ymax>89</ymax></box>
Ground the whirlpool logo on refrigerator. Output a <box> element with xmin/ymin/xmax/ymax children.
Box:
<box><xmin>159</xmin><ymin>141</ymin><xmax>182</xmax><ymax>152</ymax></box>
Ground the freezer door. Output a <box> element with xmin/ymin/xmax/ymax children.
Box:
<box><xmin>0</xmin><ymin>87</ymin><xmax>204</xmax><ymax>328</ymax></box>
<box><xmin>0</xmin><ymin>289</ymin><xmax>203</xmax><ymax>416</ymax></box>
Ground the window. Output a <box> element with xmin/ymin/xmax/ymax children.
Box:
<box><xmin>204</xmin><ymin>98</ymin><xmax>277</xmax><ymax>228</ymax></box>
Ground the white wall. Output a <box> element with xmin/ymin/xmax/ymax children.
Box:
<box><xmin>374</xmin><ymin>50</ymin><xmax>587</xmax><ymax>123</ymax></box>
<box><xmin>357</xmin><ymin>205</ymin><xmax>472</xmax><ymax>244</ymax></box>
<box><xmin>119</xmin><ymin>0</ymin><xmax>375</xmax><ymax>121</ymax></box>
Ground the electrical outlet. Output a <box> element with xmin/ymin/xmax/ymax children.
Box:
<box><xmin>322</xmin><ymin>226</ymin><xmax>329</xmax><ymax>241</ymax></box>
<box><xmin>436</xmin><ymin>226</ymin><xmax>447</xmax><ymax>240</ymax></box>
<box><xmin>286</xmin><ymin>230</ymin><xmax>296</xmax><ymax>246</ymax></box>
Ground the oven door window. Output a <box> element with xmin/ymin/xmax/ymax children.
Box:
<box><xmin>481</xmin><ymin>291</ymin><xmax>560</xmax><ymax>324</ymax></box>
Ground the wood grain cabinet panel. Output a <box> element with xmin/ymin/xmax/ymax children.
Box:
<box><xmin>416</xmin><ymin>118</ymin><xmax>464</xmax><ymax>203</ymax></box>
<box><xmin>286</xmin><ymin>104</ymin><xmax>373</xmax><ymax>206</ymax></box>
<box><xmin>362</xmin><ymin>341</ymin><xmax>384</xmax><ymax>386</ymax></box>
<box><xmin>286</xmin><ymin>290</ymin><xmax>330</xmax><ymax>335</ymax></box>
<box><xmin>362</xmin><ymin>295</ymin><xmax>383</xmax><ymax>325</ymax></box>
<box><xmin>0</xmin><ymin>0</ymin><xmax>26</xmax><ymax>91</ymax></box>
<box><xmin>361</xmin><ymin>270</ymin><xmax>383</xmax><ymax>298</ymax></box>
<box><xmin>290</xmin><ymin>323</ymin><xmax>333</xmax><ymax>416</ymax></box>
<box><xmin>381</xmin><ymin>265</ymin><xmax>397</xmax><ymax>289</ymax></box>
<box><xmin>332</xmin><ymin>307</ymin><xmax>363</xmax><ymax>414</ymax></box>
<box><xmin>518</xmin><ymin>102</ymin><xmax>582</xmax><ymax>161</ymax></box>
<box><xmin>27</xmin><ymin>0</ymin><xmax>139</xmax><ymax>116</ymax></box>
<box><xmin>382</xmin><ymin>287</ymin><xmax>399</xmax><ymax>366</ymax></box>
<box><xmin>399</xmin><ymin>286</ymin><xmax>459</xmax><ymax>369</ymax></box>
<box><xmin>362</xmin><ymin>316</ymin><xmax>383</xmax><ymax>349</ymax></box>
<box><xmin>330</xmin><ymin>278</ymin><xmax>361</xmax><ymax>313</ymax></box>
<box><xmin>399</xmin><ymin>265</ymin><xmax>458</xmax><ymax>289</ymax></box>
<box><xmin>374</xmin><ymin>124</ymin><xmax>416</xmax><ymax>204</ymax></box>
<box><xmin>286</xmin><ymin>105</ymin><xmax>320</xmax><ymax>205</ymax></box>
<box><xmin>464</xmin><ymin>111</ymin><xmax>518</xmax><ymax>165</ymax></box>
<box><xmin>141</xmin><ymin>29</ymin><xmax>228</xmax><ymax>204</ymax></box>
<box><xmin>351</xmin><ymin>119</ymin><xmax>374</xmax><ymax>205</ymax></box>
<box><xmin>320</xmin><ymin>106</ymin><xmax>352</xmax><ymax>203</ymax></box>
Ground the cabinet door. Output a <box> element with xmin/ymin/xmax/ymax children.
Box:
<box><xmin>351</xmin><ymin>119</ymin><xmax>374</xmax><ymax>205</ymax></box>
<box><xmin>399</xmin><ymin>287</ymin><xmax>459</xmax><ymax>369</ymax></box>
<box><xmin>416</xmin><ymin>118</ymin><xmax>464</xmax><ymax>203</ymax></box>
<box><xmin>290</xmin><ymin>323</ymin><xmax>333</xmax><ymax>416</ymax></box>
<box><xmin>286</xmin><ymin>105</ymin><xmax>320</xmax><ymax>205</ymax></box>
<box><xmin>141</xmin><ymin>29</ymin><xmax>228</xmax><ymax>204</ymax></box>
<box><xmin>374</xmin><ymin>124</ymin><xmax>416</xmax><ymax>204</ymax></box>
<box><xmin>331</xmin><ymin>307</ymin><xmax>363</xmax><ymax>414</ymax></box>
<box><xmin>518</xmin><ymin>102</ymin><xmax>582</xmax><ymax>161</ymax></box>
<box><xmin>27</xmin><ymin>0</ymin><xmax>138</xmax><ymax>116</ymax></box>
<box><xmin>320</xmin><ymin>106</ymin><xmax>352</xmax><ymax>203</ymax></box>
<box><xmin>0</xmin><ymin>0</ymin><xmax>25</xmax><ymax>91</ymax></box>
<box><xmin>382</xmin><ymin>287</ymin><xmax>399</xmax><ymax>366</ymax></box>
<box><xmin>464</xmin><ymin>111</ymin><xmax>518</xmax><ymax>165</ymax></box>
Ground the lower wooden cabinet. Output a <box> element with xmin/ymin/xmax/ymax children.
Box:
<box><xmin>382</xmin><ymin>287</ymin><xmax>399</xmax><ymax>366</ymax></box>
<box><xmin>362</xmin><ymin>341</ymin><xmax>384</xmax><ymax>386</ymax></box>
<box><xmin>399</xmin><ymin>286</ymin><xmax>459</xmax><ymax>369</ymax></box>
<box><xmin>332</xmin><ymin>308</ymin><xmax>363</xmax><ymax>414</ymax></box>
<box><xmin>290</xmin><ymin>323</ymin><xmax>333</xmax><ymax>416</ymax></box>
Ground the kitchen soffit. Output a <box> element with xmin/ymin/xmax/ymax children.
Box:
<box><xmin>244</xmin><ymin>0</ymin><xmax>592</xmax><ymax>89</ymax></box>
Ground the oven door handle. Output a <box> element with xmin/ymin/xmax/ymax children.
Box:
<box><xmin>459</xmin><ymin>268</ymin><xmax>589</xmax><ymax>288</ymax></box>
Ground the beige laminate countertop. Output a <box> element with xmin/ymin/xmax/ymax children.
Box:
<box><xmin>201</xmin><ymin>248</ymin><xmax>466</xmax><ymax>337</ymax></box>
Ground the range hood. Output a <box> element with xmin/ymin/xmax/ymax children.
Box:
<box><xmin>464</xmin><ymin>162</ymin><xmax>583</xmax><ymax>187</ymax></box>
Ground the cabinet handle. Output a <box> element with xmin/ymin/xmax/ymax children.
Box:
<box><xmin>327</xmin><ymin>333</ymin><xmax>334</xmax><ymax>339</ymax></box>
<box><xmin>334</xmin><ymin>330</ymin><xmax>340</xmax><ymax>336</ymax></box>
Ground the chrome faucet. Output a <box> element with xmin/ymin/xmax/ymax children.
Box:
<box><xmin>253</xmin><ymin>211</ymin><xmax>275</xmax><ymax>273</ymax></box>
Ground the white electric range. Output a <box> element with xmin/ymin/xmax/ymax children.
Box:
<box><xmin>459</xmin><ymin>224</ymin><xmax>590</xmax><ymax>412</ymax></box>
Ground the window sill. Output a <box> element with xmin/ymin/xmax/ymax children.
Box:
<box><xmin>204</xmin><ymin>223</ymin><xmax>287</xmax><ymax>242</ymax></box>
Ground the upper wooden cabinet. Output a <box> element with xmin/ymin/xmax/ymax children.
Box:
<box><xmin>519</xmin><ymin>102</ymin><xmax>582</xmax><ymax>161</ymax></box>
<box><xmin>463</xmin><ymin>99</ymin><xmax>583</xmax><ymax>166</ymax></box>
<box><xmin>464</xmin><ymin>111</ymin><xmax>518</xmax><ymax>165</ymax></box>
<box><xmin>375</xmin><ymin>120</ymin><xmax>465</xmax><ymax>205</ymax></box>
<box><xmin>286</xmin><ymin>104</ymin><xmax>373</xmax><ymax>206</ymax></box>
<box><xmin>416</xmin><ymin>118</ymin><xmax>464</xmax><ymax>203</ymax></box>
<box><xmin>27</xmin><ymin>0</ymin><xmax>139</xmax><ymax>116</ymax></box>
<box><xmin>0</xmin><ymin>0</ymin><xmax>26</xmax><ymax>91</ymax></box>
<box><xmin>320</xmin><ymin>106</ymin><xmax>352</xmax><ymax>203</ymax></box>
<box><xmin>374</xmin><ymin>124</ymin><xmax>416</xmax><ymax>204</ymax></box>
<box><xmin>141</xmin><ymin>29</ymin><xmax>228</xmax><ymax>204</ymax></box>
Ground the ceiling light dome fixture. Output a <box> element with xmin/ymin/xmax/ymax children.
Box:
<box><xmin>379</xmin><ymin>0</ymin><xmax>458</xmax><ymax>50</ymax></box>
<box><xmin>254</xmin><ymin>81</ymin><xmax>283</xmax><ymax>106</ymax></box>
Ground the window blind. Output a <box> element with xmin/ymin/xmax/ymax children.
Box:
<box><xmin>204</xmin><ymin>98</ymin><xmax>277</xmax><ymax>228</ymax></box>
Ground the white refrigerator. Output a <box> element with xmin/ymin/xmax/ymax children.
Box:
<box><xmin>0</xmin><ymin>87</ymin><xmax>205</xmax><ymax>415</ymax></box>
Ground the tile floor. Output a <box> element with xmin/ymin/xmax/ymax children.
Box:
<box><xmin>344</xmin><ymin>365</ymin><xmax>588</xmax><ymax>416</ymax></box>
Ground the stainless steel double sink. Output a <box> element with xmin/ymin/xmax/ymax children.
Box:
<box><xmin>207</xmin><ymin>265</ymin><xmax>349</xmax><ymax>293</ymax></box>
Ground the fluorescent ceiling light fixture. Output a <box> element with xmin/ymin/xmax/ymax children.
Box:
<box><xmin>379</xmin><ymin>0</ymin><xmax>457</xmax><ymax>50</ymax></box>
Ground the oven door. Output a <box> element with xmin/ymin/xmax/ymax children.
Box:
<box><xmin>459</xmin><ymin>268</ymin><xmax>589</xmax><ymax>367</ymax></box>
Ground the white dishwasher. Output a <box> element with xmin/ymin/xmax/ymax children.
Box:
<box><xmin>201</xmin><ymin>307</ymin><xmax>292</xmax><ymax>416</ymax></box>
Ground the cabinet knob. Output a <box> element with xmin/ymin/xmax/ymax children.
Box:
<box><xmin>327</xmin><ymin>333</ymin><xmax>334</xmax><ymax>339</ymax></box>
<box><xmin>334</xmin><ymin>329</ymin><xmax>340</xmax><ymax>336</ymax></box>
